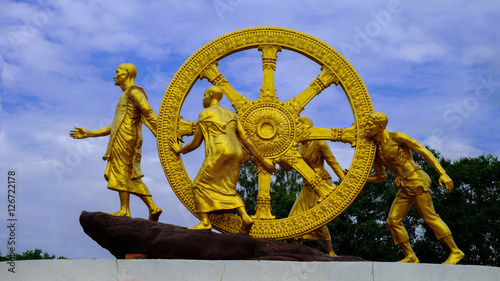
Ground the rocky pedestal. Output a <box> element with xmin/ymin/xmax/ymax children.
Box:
<box><xmin>80</xmin><ymin>211</ymin><xmax>364</xmax><ymax>261</ymax></box>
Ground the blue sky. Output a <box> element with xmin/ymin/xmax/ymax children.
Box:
<box><xmin>0</xmin><ymin>0</ymin><xmax>499</xmax><ymax>259</ymax></box>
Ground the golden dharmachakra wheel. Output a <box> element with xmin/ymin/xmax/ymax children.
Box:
<box><xmin>157</xmin><ymin>26</ymin><xmax>375</xmax><ymax>240</ymax></box>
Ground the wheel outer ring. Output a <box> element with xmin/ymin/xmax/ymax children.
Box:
<box><xmin>157</xmin><ymin>26</ymin><xmax>376</xmax><ymax>239</ymax></box>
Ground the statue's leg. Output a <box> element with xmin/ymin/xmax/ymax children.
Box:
<box><xmin>387</xmin><ymin>189</ymin><xmax>418</xmax><ymax>263</ymax></box>
<box><xmin>413</xmin><ymin>191</ymin><xmax>464</xmax><ymax>264</ymax></box>
<box><xmin>138</xmin><ymin>195</ymin><xmax>163</xmax><ymax>221</ymax></box>
<box><xmin>397</xmin><ymin>241</ymin><xmax>419</xmax><ymax>263</ymax></box>
<box><xmin>441</xmin><ymin>236</ymin><xmax>465</xmax><ymax>264</ymax></box>
<box><xmin>322</xmin><ymin>239</ymin><xmax>336</xmax><ymax>256</ymax></box>
<box><xmin>236</xmin><ymin>207</ymin><xmax>254</xmax><ymax>234</ymax></box>
<box><xmin>188</xmin><ymin>213</ymin><xmax>212</xmax><ymax>230</ymax></box>
<box><xmin>317</xmin><ymin>225</ymin><xmax>336</xmax><ymax>256</ymax></box>
<box><xmin>106</xmin><ymin>191</ymin><xmax>131</xmax><ymax>217</ymax></box>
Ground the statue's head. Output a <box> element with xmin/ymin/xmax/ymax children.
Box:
<box><xmin>298</xmin><ymin>116</ymin><xmax>313</xmax><ymax>126</ymax></box>
<box><xmin>369</xmin><ymin>112</ymin><xmax>388</xmax><ymax>126</ymax></box>
<box><xmin>364</xmin><ymin>112</ymin><xmax>388</xmax><ymax>137</ymax></box>
<box><xmin>203</xmin><ymin>86</ymin><xmax>224</xmax><ymax>108</ymax></box>
<box><xmin>114</xmin><ymin>63</ymin><xmax>137</xmax><ymax>86</ymax></box>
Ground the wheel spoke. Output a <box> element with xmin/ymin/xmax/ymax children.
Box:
<box><xmin>252</xmin><ymin>164</ymin><xmax>275</xmax><ymax>220</ymax></box>
<box><xmin>290</xmin><ymin>157</ymin><xmax>335</xmax><ymax>203</ymax></box>
<box><xmin>199</xmin><ymin>61</ymin><xmax>250</xmax><ymax>112</ymax></box>
<box><xmin>160</xmin><ymin>27</ymin><xmax>375</xmax><ymax>239</ymax></box>
<box><xmin>298</xmin><ymin>123</ymin><xmax>358</xmax><ymax>147</ymax></box>
<box><xmin>258</xmin><ymin>45</ymin><xmax>281</xmax><ymax>102</ymax></box>
<box><xmin>285</xmin><ymin>66</ymin><xmax>339</xmax><ymax>115</ymax></box>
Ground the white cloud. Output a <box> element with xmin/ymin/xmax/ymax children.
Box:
<box><xmin>423</xmin><ymin>134</ymin><xmax>484</xmax><ymax>160</ymax></box>
<box><xmin>391</xmin><ymin>42</ymin><xmax>447</xmax><ymax>63</ymax></box>
<box><xmin>461</xmin><ymin>44</ymin><xmax>500</xmax><ymax>65</ymax></box>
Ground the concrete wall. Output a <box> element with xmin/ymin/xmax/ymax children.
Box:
<box><xmin>1</xmin><ymin>259</ymin><xmax>498</xmax><ymax>281</ymax></box>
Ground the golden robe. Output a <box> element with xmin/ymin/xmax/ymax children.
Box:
<box><xmin>192</xmin><ymin>105</ymin><xmax>246</xmax><ymax>213</ymax></box>
<box><xmin>103</xmin><ymin>85</ymin><xmax>157</xmax><ymax>196</ymax></box>
<box><xmin>289</xmin><ymin>140</ymin><xmax>342</xmax><ymax>241</ymax></box>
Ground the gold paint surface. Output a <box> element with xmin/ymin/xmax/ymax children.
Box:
<box><xmin>157</xmin><ymin>27</ymin><xmax>375</xmax><ymax>239</ymax></box>
<box><xmin>71</xmin><ymin>63</ymin><xmax>162</xmax><ymax>221</ymax></box>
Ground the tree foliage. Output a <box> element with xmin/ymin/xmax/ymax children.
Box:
<box><xmin>237</xmin><ymin>161</ymin><xmax>302</xmax><ymax>219</ymax></box>
<box><xmin>237</xmin><ymin>150</ymin><xmax>499</xmax><ymax>266</ymax></box>
<box><xmin>0</xmin><ymin>248</ymin><xmax>67</xmax><ymax>261</ymax></box>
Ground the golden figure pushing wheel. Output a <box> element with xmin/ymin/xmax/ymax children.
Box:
<box><xmin>157</xmin><ymin>26</ymin><xmax>376</xmax><ymax>239</ymax></box>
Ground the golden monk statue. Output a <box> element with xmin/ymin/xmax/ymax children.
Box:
<box><xmin>364</xmin><ymin>112</ymin><xmax>464</xmax><ymax>264</ymax></box>
<box><xmin>70</xmin><ymin>63</ymin><xmax>162</xmax><ymax>221</ymax></box>
<box><xmin>172</xmin><ymin>86</ymin><xmax>276</xmax><ymax>233</ymax></box>
<box><xmin>289</xmin><ymin>116</ymin><xmax>346</xmax><ymax>256</ymax></box>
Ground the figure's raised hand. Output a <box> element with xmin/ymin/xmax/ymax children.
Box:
<box><xmin>170</xmin><ymin>139</ymin><xmax>182</xmax><ymax>155</ymax></box>
<box><xmin>70</xmin><ymin>127</ymin><xmax>89</xmax><ymax>139</ymax></box>
<box><xmin>438</xmin><ymin>174</ymin><xmax>454</xmax><ymax>194</ymax></box>
<box><xmin>262</xmin><ymin>158</ymin><xmax>276</xmax><ymax>174</ymax></box>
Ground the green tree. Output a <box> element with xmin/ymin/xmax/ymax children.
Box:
<box><xmin>0</xmin><ymin>249</ymin><xmax>67</xmax><ymax>261</ymax></box>
<box><xmin>237</xmin><ymin>161</ymin><xmax>301</xmax><ymax>219</ymax></box>
<box><xmin>237</xmin><ymin>161</ymin><xmax>259</xmax><ymax>214</ymax></box>
<box><xmin>269</xmin><ymin>164</ymin><xmax>302</xmax><ymax>219</ymax></box>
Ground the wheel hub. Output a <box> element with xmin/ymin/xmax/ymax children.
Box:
<box><xmin>240</xmin><ymin>103</ymin><xmax>295</xmax><ymax>158</ymax></box>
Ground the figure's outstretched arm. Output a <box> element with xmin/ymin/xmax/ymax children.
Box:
<box><xmin>320</xmin><ymin>141</ymin><xmax>345</xmax><ymax>180</ymax></box>
<box><xmin>70</xmin><ymin>125</ymin><xmax>111</xmax><ymax>139</ymax></box>
<box><xmin>394</xmin><ymin>132</ymin><xmax>453</xmax><ymax>193</ymax></box>
<box><xmin>236</xmin><ymin>119</ymin><xmax>276</xmax><ymax>173</ymax></box>
<box><xmin>174</xmin><ymin>124</ymin><xmax>203</xmax><ymax>155</ymax></box>
<box><xmin>366</xmin><ymin>160</ymin><xmax>387</xmax><ymax>183</ymax></box>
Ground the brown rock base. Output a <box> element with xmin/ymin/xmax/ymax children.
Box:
<box><xmin>80</xmin><ymin>211</ymin><xmax>365</xmax><ymax>261</ymax></box>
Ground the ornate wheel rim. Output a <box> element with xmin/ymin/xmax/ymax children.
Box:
<box><xmin>157</xmin><ymin>26</ymin><xmax>375</xmax><ymax>239</ymax></box>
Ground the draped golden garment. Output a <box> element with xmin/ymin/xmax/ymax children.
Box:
<box><xmin>191</xmin><ymin>105</ymin><xmax>246</xmax><ymax>213</ymax></box>
<box><xmin>103</xmin><ymin>86</ymin><xmax>157</xmax><ymax>196</ymax></box>
<box><xmin>289</xmin><ymin>140</ymin><xmax>341</xmax><ymax>241</ymax></box>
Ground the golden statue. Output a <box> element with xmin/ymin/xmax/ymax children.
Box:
<box><xmin>70</xmin><ymin>63</ymin><xmax>162</xmax><ymax>221</ymax></box>
<box><xmin>158</xmin><ymin>27</ymin><xmax>366</xmax><ymax>238</ymax></box>
<box><xmin>364</xmin><ymin>112</ymin><xmax>464</xmax><ymax>264</ymax></box>
<box><xmin>172</xmin><ymin>86</ymin><xmax>276</xmax><ymax>233</ymax></box>
<box><xmin>289</xmin><ymin>116</ymin><xmax>346</xmax><ymax>256</ymax></box>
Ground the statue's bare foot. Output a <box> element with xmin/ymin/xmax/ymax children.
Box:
<box><xmin>443</xmin><ymin>250</ymin><xmax>464</xmax><ymax>264</ymax></box>
<box><xmin>241</xmin><ymin>215</ymin><xmax>254</xmax><ymax>234</ymax></box>
<box><xmin>328</xmin><ymin>251</ymin><xmax>336</xmax><ymax>257</ymax></box>
<box><xmin>188</xmin><ymin>222</ymin><xmax>212</xmax><ymax>231</ymax></box>
<box><xmin>397</xmin><ymin>255</ymin><xmax>419</xmax><ymax>263</ymax></box>
<box><xmin>148</xmin><ymin>207</ymin><xmax>163</xmax><ymax>221</ymax></box>
<box><xmin>106</xmin><ymin>210</ymin><xmax>131</xmax><ymax>217</ymax></box>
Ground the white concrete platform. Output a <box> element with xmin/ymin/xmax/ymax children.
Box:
<box><xmin>1</xmin><ymin>259</ymin><xmax>499</xmax><ymax>281</ymax></box>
